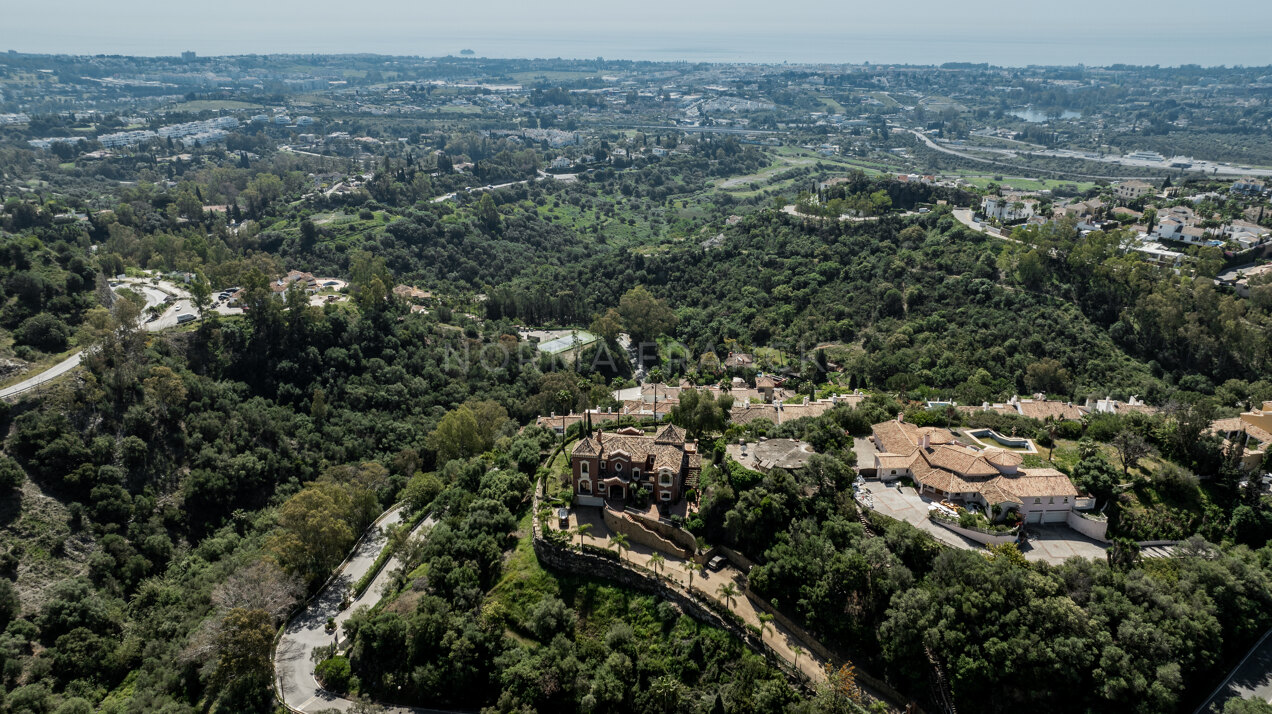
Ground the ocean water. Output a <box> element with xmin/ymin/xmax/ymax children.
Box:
<box><xmin>9</xmin><ymin>28</ymin><xmax>1272</xmax><ymax>67</ymax></box>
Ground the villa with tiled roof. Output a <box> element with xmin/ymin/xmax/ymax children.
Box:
<box><xmin>1211</xmin><ymin>401</ymin><xmax>1272</xmax><ymax>471</ymax></box>
<box><xmin>570</xmin><ymin>424</ymin><xmax>701</xmax><ymax>507</ymax></box>
<box><xmin>871</xmin><ymin>416</ymin><xmax>1084</xmax><ymax>524</ymax></box>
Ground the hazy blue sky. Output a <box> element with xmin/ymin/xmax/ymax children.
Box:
<box><xmin>4</xmin><ymin>0</ymin><xmax>1272</xmax><ymax>66</ymax></box>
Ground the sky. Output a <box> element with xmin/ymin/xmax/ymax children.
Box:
<box><xmin>4</xmin><ymin>0</ymin><xmax>1272</xmax><ymax>66</ymax></box>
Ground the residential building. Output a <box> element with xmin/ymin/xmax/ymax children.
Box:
<box><xmin>1232</xmin><ymin>178</ymin><xmax>1266</xmax><ymax>196</ymax></box>
<box><xmin>982</xmin><ymin>194</ymin><xmax>1038</xmax><ymax>222</ymax></box>
<box><xmin>1114</xmin><ymin>180</ymin><xmax>1154</xmax><ymax>202</ymax></box>
<box><xmin>570</xmin><ymin>424</ymin><xmax>701</xmax><ymax>507</ymax></box>
<box><xmin>1211</xmin><ymin>402</ymin><xmax>1272</xmax><ymax>471</ymax></box>
<box><xmin>870</xmin><ymin>417</ymin><xmax>1084</xmax><ymax>523</ymax></box>
<box><xmin>1134</xmin><ymin>240</ymin><xmax>1186</xmax><ymax>267</ymax></box>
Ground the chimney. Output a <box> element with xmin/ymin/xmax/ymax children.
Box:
<box><xmin>920</xmin><ymin>433</ymin><xmax>931</xmax><ymax>449</ymax></box>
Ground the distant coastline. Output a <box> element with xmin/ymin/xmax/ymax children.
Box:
<box><xmin>6</xmin><ymin>30</ymin><xmax>1272</xmax><ymax>67</ymax></box>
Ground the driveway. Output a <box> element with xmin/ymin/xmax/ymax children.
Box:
<box><xmin>1018</xmin><ymin>525</ymin><xmax>1107</xmax><ymax>564</ymax></box>
<box><xmin>859</xmin><ymin>482</ymin><xmax>1109</xmax><ymax>563</ymax></box>
<box><xmin>853</xmin><ymin>437</ymin><xmax>877</xmax><ymax>471</ymax></box>
<box><xmin>1195</xmin><ymin>628</ymin><xmax>1272</xmax><ymax>713</ymax></box>
<box><xmin>562</xmin><ymin>506</ymin><xmax>832</xmax><ymax>685</ymax></box>
<box><xmin>859</xmin><ymin>481</ymin><xmax>981</xmax><ymax>549</ymax></box>
<box><xmin>274</xmin><ymin>506</ymin><xmax>443</xmax><ymax>713</ymax></box>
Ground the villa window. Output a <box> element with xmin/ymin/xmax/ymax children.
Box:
<box><xmin>660</xmin><ymin>472</ymin><xmax>672</xmax><ymax>486</ymax></box>
<box><xmin>1063</xmin><ymin>497</ymin><xmax>1069</xmax><ymax>503</ymax></box>
<box><xmin>660</xmin><ymin>491</ymin><xmax>671</xmax><ymax>501</ymax></box>
<box><xmin>890</xmin><ymin>469</ymin><xmax>896</xmax><ymax>475</ymax></box>
<box><xmin>633</xmin><ymin>468</ymin><xmax>641</xmax><ymax>480</ymax></box>
<box><xmin>600</xmin><ymin>460</ymin><xmax>607</xmax><ymax>470</ymax></box>
<box><xmin>1049</xmin><ymin>497</ymin><xmax>1055</xmax><ymax>504</ymax></box>
<box><xmin>597</xmin><ymin>483</ymin><xmax>606</xmax><ymax>494</ymax></box>
<box><xmin>580</xmin><ymin>480</ymin><xmax>591</xmax><ymax>494</ymax></box>
<box><xmin>581</xmin><ymin>462</ymin><xmax>589</xmax><ymax>477</ymax></box>
<box><xmin>614</xmin><ymin>462</ymin><xmax>623</xmax><ymax>472</ymax></box>
<box><xmin>1034</xmin><ymin>498</ymin><xmax>1041</xmax><ymax>504</ymax></box>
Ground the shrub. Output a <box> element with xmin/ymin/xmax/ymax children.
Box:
<box><xmin>315</xmin><ymin>655</ymin><xmax>352</xmax><ymax>691</ymax></box>
<box><xmin>14</xmin><ymin>313</ymin><xmax>71</xmax><ymax>353</ymax></box>
<box><xmin>0</xmin><ymin>456</ymin><xmax>25</xmax><ymax>492</ymax></box>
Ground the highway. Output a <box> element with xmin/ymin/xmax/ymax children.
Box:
<box><xmin>907</xmin><ymin>129</ymin><xmax>1164</xmax><ymax>181</ymax></box>
<box><xmin>910</xmin><ymin>128</ymin><xmax>1272</xmax><ymax>179</ymax></box>
<box><xmin>274</xmin><ymin>506</ymin><xmax>445</xmax><ymax>714</ymax></box>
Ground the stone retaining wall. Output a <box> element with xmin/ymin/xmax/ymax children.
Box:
<box><xmin>743</xmin><ymin>583</ymin><xmax>919</xmax><ymax>711</ymax></box>
<box><xmin>628</xmin><ymin>509</ymin><xmax>699</xmax><ymax>553</ymax></box>
<box><xmin>602</xmin><ymin>506</ymin><xmax>693</xmax><ymax>559</ymax></box>
<box><xmin>929</xmin><ymin>515</ymin><xmax>1019</xmax><ymax>546</ymax></box>
<box><xmin>532</xmin><ymin>538</ymin><xmax>778</xmax><ymax>667</ymax></box>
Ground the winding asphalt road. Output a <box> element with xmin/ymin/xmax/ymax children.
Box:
<box><xmin>1</xmin><ymin>276</ymin><xmax>244</xmax><ymax>400</ymax></box>
<box><xmin>274</xmin><ymin>506</ymin><xmax>443</xmax><ymax>714</ymax></box>
<box><xmin>0</xmin><ymin>279</ymin><xmax>173</xmax><ymax>400</ymax></box>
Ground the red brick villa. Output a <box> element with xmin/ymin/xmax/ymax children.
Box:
<box><xmin>570</xmin><ymin>424</ymin><xmax>701</xmax><ymax>508</ymax></box>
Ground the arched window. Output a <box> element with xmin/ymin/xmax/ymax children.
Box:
<box><xmin>581</xmin><ymin>461</ymin><xmax>589</xmax><ymax>477</ymax></box>
<box><xmin>580</xmin><ymin>479</ymin><xmax>591</xmax><ymax>494</ymax></box>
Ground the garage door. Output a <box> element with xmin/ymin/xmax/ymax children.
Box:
<box><xmin>1042</xmin><ymin>510</ymin><xmax>1068</xmax><ymax>524</ymax></box>
<box><xmin>1025</xmin><ymin>510</ymin><xmax>1043</xmax><ymax>524</ymax></box>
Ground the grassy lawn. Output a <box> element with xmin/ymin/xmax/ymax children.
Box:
<box><xmin>166</xmin><ymin>99</ymin><xmax>264</xmax><ymax>111</ymax></box>
<box><xmin>486</xmin><ymin>511</ymin><xmax>561</xmax><ymax>628</ymax></box>
<box><xmin>962</xmin><ymin>176</ymin><xmax>1096</xmax><ymax>192</ymax></box>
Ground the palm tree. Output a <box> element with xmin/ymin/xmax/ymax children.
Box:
<box><xmin>717</xmin><ymin>582</ymin><xmax>739</xmax><ymax>609</ymax></box>
<box><xmin>1044</xmin><ymin>415</ymin><xmax>1059</xmax><ymax>461</ymax></box>
<box><xmin>683</xmin><ymin>561</ymin><xmax>702</xmax><ymax>590</ymax></box>
<box><xmin>648</xmin><ymin>552</ymin><xmax>665</xmax><ymax>578</ymax></box>
<box><xmin>791</xmin><ymin>645</ymin><xmax>805</xmax><ymax>671</ymax></box>
<box><xmin>612</xmin><ymin>533</ymin><xmax>629</xmax><ymax>563</ymax></box>
<box><xmin>556</xmin><ymin>389</ymin><xmax>573</xmax><ymax>444</ymax></box>
<box><xmin>758</xmin><ymin>613</ymin><xmax>773</xmax><ymax>642</ymax></box>
<box><xmin>574</xmin><ymin>523</ymin><xmax>592</xmax><ymax>550</ymax></box>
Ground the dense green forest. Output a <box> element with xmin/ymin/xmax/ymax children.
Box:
<box><xmin>1</xmin><ymin>132</ymin><xmax>1271</xmax><ymax>714</ymax></box>
<box><xmin>678</xmin><ymin>392</ymin><xmax>1272</xmax><ymax>713</ymax></box>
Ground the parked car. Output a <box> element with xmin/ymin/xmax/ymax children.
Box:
<box><xmin>176</xmin><ymin>313</ymin><xmax>196</xmax><ymax>324</ymax></box>
<box><xmin>706</xmin><ymin>555</ymin><xmax>726</xmax><ymax>572</ymax></box>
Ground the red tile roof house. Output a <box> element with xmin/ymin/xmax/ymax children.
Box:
<box><xmin>871</xmin><ymin>417</ymin><xmax>1089</xmax><ymax>525</ymax></box>
<box><xmin>570</xmin><ymin>424</ymin><xmax>701</xmax><ymax>508</ymax></box>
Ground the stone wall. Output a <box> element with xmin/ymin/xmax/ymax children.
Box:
<box><xmin>533</xmin><ymin>538</ymin><xmax>768</xmax><ymax>661</ymax></box>
<box><xmin>743</xmin><ymin>582</ymin><xmax>918</xmax><ymax>711</ymax></box>
<box><xmin>602</xmin><ymin>506</ymin><xmax>693</xmax><ymax>559</ymax></box>
<box><xmin>628</xmin><ymin>509</ymin><xmax>699</xmax><ymax>553</ymax></box>
<box><xmin>929</xmin><ymin>515</ymin><xmax>1019</xmax><ymax>546</ymax></box>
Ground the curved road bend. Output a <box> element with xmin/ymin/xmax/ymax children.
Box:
<box><xmin>275</xmin><ymin>506</ymin><xmax>444</xmax><ymax>714</ymax></box>
<box><xmin>0</xmin><ymin>280</ymin><xmax>166</xmax><ymax>399</ymax></box>
<box><xmin>1</xmin><ymin>279</ymin><xmax>219</xmax><ymax>400</ymax></box>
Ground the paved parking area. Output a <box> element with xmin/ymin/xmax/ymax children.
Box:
<box><xmin>1019</xmin><ymin>525</ymin><xmax>1107</xmax><ymax>563</ymax></box>
<box><xmin>859</xmin><ymin>481</ymin><xmax>980</xmax><ymax>549</ymax></box>
<box><xmin>853</xmin><ymin>437</ymin><xmax>877</xmax><ymax>471</ymax></box>
<box><xmin>859</xmin><ymin>481</ymin><xmax>1109</xmax><ymax>563</ymax></box>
